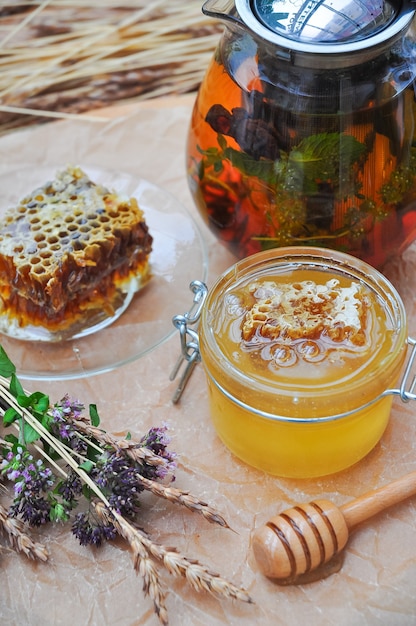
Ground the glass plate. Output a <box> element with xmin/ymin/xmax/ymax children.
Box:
<box><xmin>0</xmin><ymin>165</ymin><xmax>208</xmax><ymax>380</ymax></box>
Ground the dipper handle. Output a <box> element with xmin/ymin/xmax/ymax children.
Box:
<box><xmin>252</xmin><ymin>469</ymin><xmax>416</xmax><ymax>581</ymax></box>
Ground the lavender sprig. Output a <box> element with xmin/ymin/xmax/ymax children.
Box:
<box><xmin>0</xmin><ymin>347</ymin><xmax>252</xmax><ymax>624</ymax></box>
<box><xmin>2</xmin><ymin>446</ymin><xmax>54</xmax><ymax>526</ymax></box>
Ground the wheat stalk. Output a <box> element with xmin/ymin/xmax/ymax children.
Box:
<box><xmin>0</xmin><ymin>502</ymin><xmax>49</xmax><ymax>561</ymax></box>
<box><xmin>94</xmin><ymin>501</ymin><xmax>169</xmax><ymax>625</ymax></box>
<box><xmin>94</xmin><ymin>500</ymin><xmax>252</xmax><ymax>606</ymax></box>
<box><xmin>145</xmin><ymin>539</ymin><xmax>252</xmax><ymax>604</ymax></box>
<box><xmin>0</xmin><ymin>1</ymin><xmax>221</xmax><ymax>132</ymax></box>
<box><xmin>136</xmin><ymin>474</ymin><xmax>231</xmax><ymax>529</ymax></box>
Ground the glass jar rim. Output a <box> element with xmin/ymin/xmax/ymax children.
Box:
<box><xmin>199</xmin><ymin>247</ymin><xmax>408</xmax><ymax>416</ymax></box>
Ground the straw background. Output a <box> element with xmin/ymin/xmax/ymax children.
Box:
<box><xmin>0</xmin><ymin>0</ymin><xmax>222</xmax><ymax>135</ymax></box>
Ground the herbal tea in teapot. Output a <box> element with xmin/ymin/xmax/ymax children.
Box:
<box><xmin>187</xmin><ymin>0</ymin><xmax>416</xmax><ymax>268</ymax></box>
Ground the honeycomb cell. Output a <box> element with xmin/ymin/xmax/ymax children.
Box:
<box><xmin>73</xmin><ymin>239</ymin><xmax>86</xmax><ymax>251</ymax></box>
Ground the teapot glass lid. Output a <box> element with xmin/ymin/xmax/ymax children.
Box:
<box><xmin>251</xmin><ymin>0</ymin><xmax>397</xmax><ymax>44</ymax></box>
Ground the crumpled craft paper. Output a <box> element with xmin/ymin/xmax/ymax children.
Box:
<box><xmin>0</xmin><ymin>96</ymin><xmax>416</xmax><ymax>626</ymax></box>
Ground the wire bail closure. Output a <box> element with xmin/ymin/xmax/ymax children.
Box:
<box><xmin>397</xmin><ymin>337</ymin><xmax>416</xmax><ymax>403</ymax></box>
<box><xmin>170</xmin><ymin>280</ymin><xmax>208</xmax><ymax>403</ymax></box>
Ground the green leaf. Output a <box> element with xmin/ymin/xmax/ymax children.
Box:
<box><xmin>217</xmin><ymin>133</ymin><xmax>227</xmax><ymax>151</ymax></box>
<box><xmin>213</xmin><ymin>159</ymin><xmax>224</xmax><ymax>173</ymax></box>
<box><xmin>17</xmin><ymin>391</ymin><xmax>49</xmax><ymax>415</ymax></box>
<box><xmin>3</xmin><ymin>406</ymin><xmax>19</xmax><ymax>425</ymax></box>
<box><xmin>82</xmin><ymin>484</ymin><xmax>92</xmax><ymax>500</ymax></box>
<box><xmin>223</xmin><ymin>146</ymin><xmax>277</xmax><ymax>183</ymax></box>
<box><xmin>16</xmin><ymin>394</ymin><xmax>31</xmax><ymax>408</ymax></box>
<box><xmin>10</xmin><ymin>373</ymin><xmax>24</xmax><ymax>399</ymax></box>
<box><xmin>32</xmin><ymin>392</ymin><xmax>49</xmax><ymax>414</ymax></box>
<box><xmin>50</xmin><ymin>503</ymin><xmax>69</xmax><ymax>523</ymax></box>
<box><xmin>288</xmin><ymin>132</ymin><xmax>367</xmax><ymax>186</ymax></box>
<box><xmin>4</xmin><ymin>433</ymin><xmax>18</xmax><ymax>445</ymax></box>
<box><xmin>23</xmin><ymin>421</ymin><xmax>41</xmax><ymax>445</ymax></box>
<box><xmin>89</xmin><ymin>404</ymin><xmax>100</xmax><ymax>427</ymax></box>
<box><xmin>198</xmin><ymin>158</ymin><xmax>205</xmax><ymax>181</ymax></box>
<box><xmin>0</xmin><ymin>347</ymin><xmax>16</xmax><ymax>378</ymax></box>
<box><xmin>79</xmin><ymin>460</ymin><xmax>94</xmax><ymax>473</ymax></box>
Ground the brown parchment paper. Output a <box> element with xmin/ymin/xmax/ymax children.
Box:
<box><xmin>1</xmin><ymin>96</ymin><xmax>416</xmax><ymax>626</ymax></box>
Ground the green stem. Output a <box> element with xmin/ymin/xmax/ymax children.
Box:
<box><xmin>0</xmin><ymin>377</ymin><xmax>111</xmax><ymax>509</ymax></box>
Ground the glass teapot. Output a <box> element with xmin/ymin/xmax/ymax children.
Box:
<box><xmin>186</xmin><ymin>0</ymin><xmax>416</xmax><ymax>268</ymax></box>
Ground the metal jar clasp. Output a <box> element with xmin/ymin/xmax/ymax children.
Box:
<box><xmin>396</xmin><ymin>337</ymin><xmax>416</xmax><ymax>402</ymax></box>
<box><xmin>170</xmin><ymin>280</ymin><xmax>208</xmax><ymax>403</ymax></box>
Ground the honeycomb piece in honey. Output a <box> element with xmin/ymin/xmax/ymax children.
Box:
<box><xmin>242</xmin><ymin>279</ymin><xmax>368</xmax><ymax>346</ymax></box>
<box><xmin>0</xmin><ymin>165</ymin><xmax>153</xmax><ymax>332</ymax></box>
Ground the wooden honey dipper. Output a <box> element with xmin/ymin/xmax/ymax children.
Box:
<box><xmin>252</xmin><ymin>469</ymin><xmax>416</xmax><ymax>581</ymax></box>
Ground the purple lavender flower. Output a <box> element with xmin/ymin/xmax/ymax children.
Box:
<box><xmin>72</xmin><ymin>510</ymin><xmax>117</xmax><ymax>546</ymax></box>
<box><xmin>10</xmin><ymin>496</ymin><xmax>51</xmax><ymax>526</ymax></box>
<box><xmin>56</xmin><ymin>469</ymin><xmax>83</xmax><ymax>505</ymax></box>
<box><xmin>50</xmin><ymin>396</ymin><xmax>87</xmax><ymax>454</ymax></box>
<box><xmin>93</xmin><ymin>453</ymin><xmax>145</xmax><ymax>517</ymax></box>
<box><xmin>139</xmin><ymin>426</ymin><xmax>177</xmax><ymax>481</ymax></box>
<box><xmin>2</xmin><ymin>447</ymin><xmax>54</xmax><ymax>526</ymax></box>
<box><xmin>56</xmin><ymin>395</ymin><xmax>84</xmax><ymax>419</ymax></box>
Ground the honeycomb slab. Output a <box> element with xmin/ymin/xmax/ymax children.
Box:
<box><xmin>0</xmin><ymin>166</ymin><xmax>153</xmax><ymax>334</ymax></box>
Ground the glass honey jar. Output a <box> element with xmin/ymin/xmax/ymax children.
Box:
<box><xmin>173</xmin><ymin>247</ymin><xmax>416</xmax><ymax>478</ymax></box>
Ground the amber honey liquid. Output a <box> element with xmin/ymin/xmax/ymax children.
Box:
<box><xmin>208</xmin><ymin>269</ymin><xmax>397</xmax><ymax>415</ymax></box>
<box><xmin>199</xmin><ymin>257</ymin><xmax>408</xmax><ymax>477</ymax></box>
<box><xmin>215</xmin><ymin>271</ymin><xmax>390</xmax><ymax>390</ymax></box>
<box><xmin>187</xmin><ymin>51</ymin><xmax>416</xmax><ymax>268</ymax></box>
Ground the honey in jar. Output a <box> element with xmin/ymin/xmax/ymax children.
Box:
<box><xmin>198</xmin><ymin>247</ymin><xmax>408</xmax><ymax>477</ymax></box>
